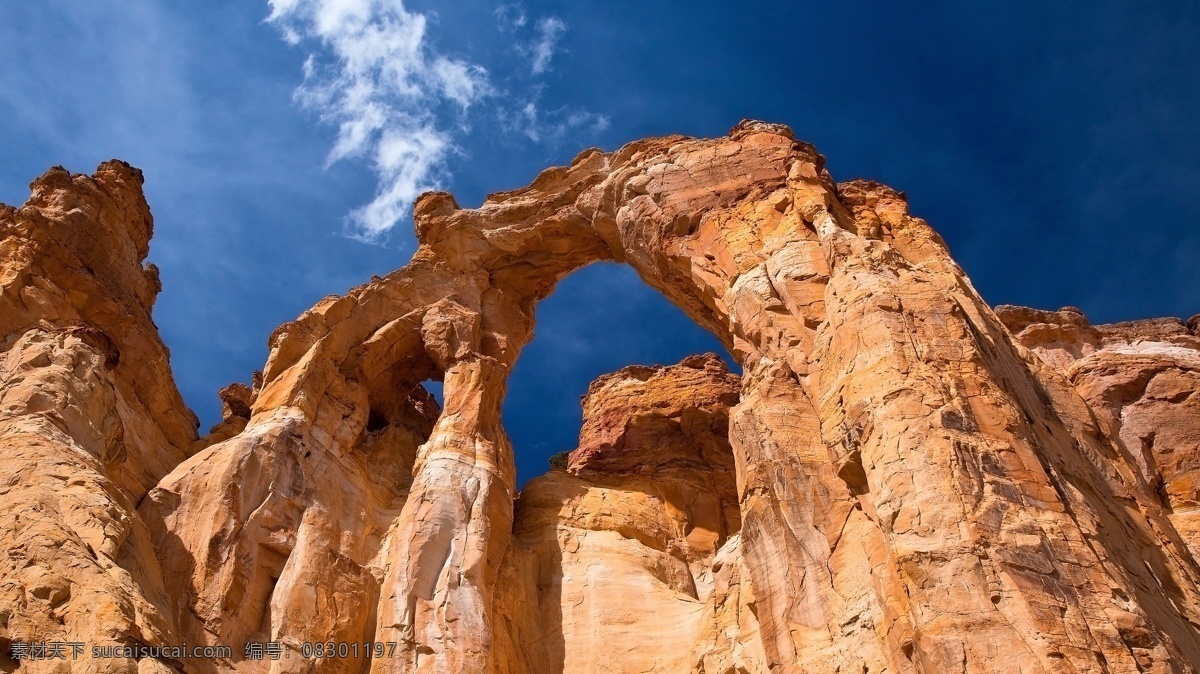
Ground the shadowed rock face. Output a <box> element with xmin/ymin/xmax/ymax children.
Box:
<box><xmin>2</xmin><ymin>122</ymin><xmax>1199</xmax><ymax>674</ymax></box>
<box><xmin>999</xmin><ymin>306</ymin><xmax>1200</xmax><ymax>565</ymax></box>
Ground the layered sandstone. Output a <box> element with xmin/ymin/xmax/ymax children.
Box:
<box><xmin>493</xmin><ymin>354</ymin><xmax>747</xmax><ymax>674</ymax></box>
<box><xmin>999</xmin><ymin>306</ymin><xmax>1200</xmax><ymax>562</ymax></box>
<box><xmin>0</xmin><ymin>163</ymin><xmax>200</xmax><ymax>673</ymax></box>
<box><xmin>1</xmin><ymin>122</ymin><xmax>1199</xmax><ymax>674</ymax></box>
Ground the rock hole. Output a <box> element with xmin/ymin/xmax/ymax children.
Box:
<box><xmin>366</xmin><ymin>409</ymin><xmax>389</xmax><ymax>433</ymax></box>
<box><xmin>503</xmin><ymin>263</ymin><xmax>737</xmax><ymax>487</ymax></box>
<box><xmin>422</xmin><ymin>379</ymin><xmax>444</xmax><ymax>408</ymax></box>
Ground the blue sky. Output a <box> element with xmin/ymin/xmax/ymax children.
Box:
<box><xmin>2</xmin><ymin>1</ymin><xmax>1198</xmax><ymax>485</ymax></box>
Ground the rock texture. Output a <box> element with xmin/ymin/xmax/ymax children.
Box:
<box><xmin>2</xmin><ymin>123</ymin><xmax>1200</xmax><ymax>673</ymax></box>
<box><xmin>493</xmin><ymin>354</ymin><xmax>747</xmax><ymax>674</ymax></box>
<box><xmin>0</xmin><ymin>163</ymin><xmax>200</xmax><ymax>673</ymax></box>
<box><xmin>999</xmin><ymin>306</ymin><xmax>1200</xmax><ymax>564</ymax></box>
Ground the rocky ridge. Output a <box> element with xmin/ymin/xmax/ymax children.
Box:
<box><xmin>1</xmin><ymin>123</ymin><xmax>1199</xmax><ymax>673</ymax></box>
<box><xmin>998</xmin><ymin>306</ymin><xmax>1200</xmax><ymax>564</ymax></box>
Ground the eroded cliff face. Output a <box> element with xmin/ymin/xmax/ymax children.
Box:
<box><xmin>2</xmin><ymin>122</ymin><xmax>1200</xmax><ymax>674</ymax></box>
<box><xmin>999</xmin><ymin>306</ymin><xmax>1200</xmax><ymax>563</ymax></box>
<box><xmin>493</xmin><ymin>354</ymin><xmax>746</xmax><ymax>674</ymax></box>
<box><xmin>0</xmin><ymin>163</ymin><xmax>200</xmax><ymax>673</ymax></box>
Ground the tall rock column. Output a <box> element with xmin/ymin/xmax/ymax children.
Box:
<box><xmin>371</xmin><ymin>301</ymin><xmax>517</xmax><ymax>673</ymax></box>
<box><xmin>0</xmin><ymin>163</ymin><xmax>199</xmax><ymax>673</ymax></box>
<box><xmin>806</xmin><ymin>178</ymin><xmax>1200</xmax><ymax>670</ymax></box>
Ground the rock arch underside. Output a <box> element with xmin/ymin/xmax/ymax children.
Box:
<box><xmin>2</xmin><ymin>121</ymin><xmax>1200</xmax><ymax>674</ymax></box>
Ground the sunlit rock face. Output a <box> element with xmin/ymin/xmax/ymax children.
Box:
<box><xmin>0</xmin><ymin>163</ymin><xmax>201</xmax><ymax>673</ymax></box>
<box><xmin>493</xmin><ymin>354</ymin><xmax>746</xmax><ymax>674</ymax></box>
<box><xmin>3</xmin><ymin>122</ymin><xmax>1200</xmax><ymax>674</ymax></box>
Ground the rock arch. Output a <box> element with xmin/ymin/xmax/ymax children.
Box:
<box><xmin>140</xmin><ymin>121</ymin><xmax>1200</xmax><ymax>672</ymax></box>
<box><xmin>4</xmin><ymin>123</ymin><xmax>1200</xmax><ymax>673</ymax></box>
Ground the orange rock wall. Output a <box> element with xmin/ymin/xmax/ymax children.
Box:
<box><xmin>1000</xmin><ymin>306</ymin><xmax>1200</xmax><ymax>565</ymax></box>
<box><xmin>0</xmin><ymin>163</ymin><xmax>200</xmax><ymax>674</ymax></box>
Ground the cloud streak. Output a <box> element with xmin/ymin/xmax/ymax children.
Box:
<box><xmin>504</xmin><ymin>99</ymin><xmax>609</xmax><ymax>143</ymax></box>
<box><xmin>494</xmin><ymin>4</ymin><xmax>527</xmax><ymax>30</ymax></box>
<box><xmin>268</xmin><ymin>1</ymin><xmax>604</xmax><ymax>241</ymax></box>
<box><xmin>530</xmin><ymin>17</ymin><xmax>565</xmax><ymax>74</ymax></box>
<box><xmin>267</xmin><ymin>0</ymin><xmax>487</xmax><ymax>239</ymax></box>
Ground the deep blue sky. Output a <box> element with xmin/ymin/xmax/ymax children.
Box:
<box><xmin>2</xmin><ymin>1</ymin><xmax>1197</xmax><ymax>485</ymax></box>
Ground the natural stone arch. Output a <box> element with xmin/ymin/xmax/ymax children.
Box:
<box><xmin>137</xmin><ymin>120</ymin><xmax>1200</xmax><ymax>674</ymax></box>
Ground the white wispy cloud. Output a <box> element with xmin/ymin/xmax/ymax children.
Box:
<box><xmin>494</xmin><ymin>3</ymin><xmax>527</xmax><ymax>30</ymax></box>
<box><xmin>505</xmin><ymin>98</ymin><xmax>609</xmax><ymax>143</ymax></box>
<box><xmin>267</xmin><ymin>0</ymin><xmax>488</xmax><ymax>239</ymax></box>
<box><xmin>530</xmin><ymin>17</ymin><xmax>565</xmax><ymax>74</ymax></box>
<box><xmin>495</xmin><ymin>5</ymin><xmax>565</xmax><ymax>76</ymax></box>
<box><xmin>268</xmin><ymin>0</ymin><xmax>603</xmax><ymax>241</ymax></box>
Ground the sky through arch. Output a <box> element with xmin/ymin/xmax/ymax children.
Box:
<box><xmin>504</xmin><ymin>262</ymin><xmax>736</xmax><ymax>487</ymax></box>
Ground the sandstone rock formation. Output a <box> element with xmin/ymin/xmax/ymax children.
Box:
<box><xmin>999</xmin><ymin>306</ymin><xmax>1200</xmax><ymax>563</ymax></box>
<box><xmin>493</xmin><ymin>354</ymin><xmax>747</xmax><ymax>674</ymax></box>
<box><xmin>0</xmin><ymin>163</ymin><xmax>201</xmax><ymax>673</ymax></box>
<box><xmin>2</xmin><ymin>122</ymin><xmax>1200</xmax><ymax>673</ymax></box>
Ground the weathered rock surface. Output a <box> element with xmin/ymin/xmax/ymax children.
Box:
<box><xmin>493</xmin><ymin>354</ymin><xmax>748</xmax><ymax>674</ymax></box>
<box><xmin>999</xmin><ymin>306</ymin><xmax>1200</xmax><ymax>563</ymax></box>
<box><xmin>2</xmin><ymin>122</ymin><xmax>1200</xmax><ymax>673</ymax></box>
<box><xmin>0</xmin><ymin>163</ymin><xmax>200</xmax><ymax>673</ymax></box>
